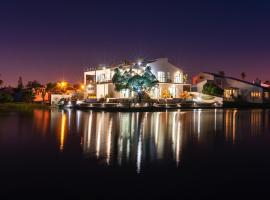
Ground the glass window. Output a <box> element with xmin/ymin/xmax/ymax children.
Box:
<box><xmin>264</xmin><ymin>92</ymin><xmax>269</xmax><ymax>99</ymax></box>
<box><xmin>250</xmin><ymin>91</ymin><xmax>261</xmax><ymax>99</ymax></box>
<box><xmin>157</xmin><ymin>72</ymin><xmax>165</xmax><ymax>82</ymax></box>
<box><xmin>174</xmin><ymin>74</ymin><xmax>180</xmax><ymax>83</ymax></box>
<box><xmin>174</xmin><ymin>72</ymin><xmax>182</xmax><ymax>83</ymax></box>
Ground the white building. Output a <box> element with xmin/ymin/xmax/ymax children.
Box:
<box><xmin>192</xmin><ymin>72</ymin><xmax>270</xmax><ymax>104</ymax></box>
<box><xmin>84</xmin><ymin>58</ymin><xmax>190</xmax><ymax>99</ymax></box>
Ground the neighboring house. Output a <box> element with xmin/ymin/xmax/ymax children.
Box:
<box><xmin>83</xmin><ymin>58</ymin><xmax>190</xmax><ymax>99</ymax></box>
<box><xmin>32</xmin><ymin>87</ymin><xmax>49</xmax><ymax>102</ymax></box>
<box><xmin>193</xmin><ymin>72</ymin><xmax>270</xmax><ymax>104</ymax></box>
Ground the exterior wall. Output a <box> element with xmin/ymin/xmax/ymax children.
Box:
<box><xmin>192</xmin><ymin>73</ymin><xmax>214</xmax><ymax>85</ymax></box>
<box><xmin>147</xmin><ymin>58</ymin><xmax>184</xmax><ymax>83</ymax></box>
<box><xmin>222</xmin><ymin>78</ymin><xmax>264</xmax><ymax>103</ymax></box>
<box><xmin>51</xmin><ymin>94</ymin><xmax>72</xmax><ymax>105</ymax></box>
<box><xmin>196</xmin><ymin>80</ymin><xmax>208</xmax><ymax>93</ymax></box>
<box><xmin>150</xmin><ymin>83</ymin><xmax>190</xmax><ymax>98</ymax></box>
<box><xmin>193</xmin><ymin>72</ymin><xmax>270</xmax><ymax>103</ymax></box>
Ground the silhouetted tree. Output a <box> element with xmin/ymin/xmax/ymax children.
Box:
<box><xmin>17</xmin><ymin>76</ymin><xmax>23</xmax><ymax>90</ymax></box>
<box><xmin>26</xmin><ymin>80</ymin><xmax>42</xmax><ymax>89</ymax></box>
<box><xmin>0</xmin><ymin>74</ymin><xmax>3</xmax><ymax>87</ymax></box>
<box><xmin>241</xmin><ymin>72</ymin><xmax>246</xmax><ymax>80</ymax></box>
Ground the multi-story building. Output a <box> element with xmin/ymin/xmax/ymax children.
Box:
<box><xmin>84</xmin><ymin>58</ymin><xmax>190</xmax><ymax>99</ymax></box>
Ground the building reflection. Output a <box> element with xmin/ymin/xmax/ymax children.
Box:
<box><xmin>59</xmin><ymin>111</ymin><xmax>67</xmax><ymax>151</ymax></box>
<box><xmin>39</xmin><ymin>108</ymin><xmax>270</xmax><ymax>172</ymax></box>
<box><xmin>224</xmin><ymin>109</ymin><xmax>238</xmax><ymax>144</ymax></box>
<box><xmin>82</xmin><ymin>111</ymin><xmax>190</xmax><ymax>172</ymax></box>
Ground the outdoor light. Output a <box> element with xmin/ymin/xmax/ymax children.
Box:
<box><xmin>60</xmin><ymin>81</ymin><xmax>67</xmax><ymax>88</ymax></box>
<box><xmin>81</xmin><ymin>85</ymin><xmax>85</xmax><ymax>90</ymax></box>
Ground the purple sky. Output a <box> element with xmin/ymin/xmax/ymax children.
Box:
<box><xmin>1</xmin><ymin>1</ymin><xmax>270</xmax><ymax>86</ymax></box>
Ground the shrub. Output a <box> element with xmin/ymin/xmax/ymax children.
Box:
<box><xmin>0</xmin><ymin>92</ymin><xmax>13</xmax><ymax>102</ymax></box>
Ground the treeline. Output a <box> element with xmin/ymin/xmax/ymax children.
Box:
<box><xmin>0</xmin><ymin>76</ymin><xmax>79</xmax><ymax>103</ymax></box>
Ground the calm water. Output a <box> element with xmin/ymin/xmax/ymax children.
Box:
<box><xmin>1</xmin><ymin>108</ymin><xmax>270</xmax><ymax>198</ymax></box>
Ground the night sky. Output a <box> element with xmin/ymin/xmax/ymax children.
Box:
<box><xmin>1</xmin><ymin>1</ymin><xmax>270</xmax><ymax>86</ymax></box>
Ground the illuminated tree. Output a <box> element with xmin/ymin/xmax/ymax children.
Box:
<box><xmin>112</xmin><ymin>66</ymin><xmax>158</xmax><ymax>102</ymax></box>
<box><xmin>183</xmin><ymin>73</ymin><xmax>188</xmax><ymax>83</ymax></box>
<box><xmin>112</xmin><ymin>68</ymin><xmax>126</xmax><ymax>91</ymax></box>
<box><xmin>162</xmin><ymin>89</ymin><xmax>170</xmax><ymax>98</ymax></box>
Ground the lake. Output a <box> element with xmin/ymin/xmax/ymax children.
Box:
<box><xmin>0</xmin><ymin>108</ymin><xmax>270</xmax><ymax>199</ymax></box>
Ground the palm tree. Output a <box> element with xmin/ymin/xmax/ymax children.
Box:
<box><xmin>241</xmin><ymin>72</ymin><xmax>246</xmax><ymax>80</ymax></box>
<box><xmin>0</xmin><ymin>74</ymin><xmax>3</xmax><ymax>87</ymax></box>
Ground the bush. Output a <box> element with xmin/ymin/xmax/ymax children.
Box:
<box><xmin>22</xmin><ymin>90</ymin><xmax>35</xmax><ymax>103</ymax></box>
<box><xmin>0</xmin><ymin>92</ymin><xmax>13</xmax><ymax>102</ymax></box>
<box><xmin>202</xmin><ymin>82</ymin><xmax>223</xmax><ymax>97</ymax></box>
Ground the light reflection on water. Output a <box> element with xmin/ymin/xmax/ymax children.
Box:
<box><xmin>1</xmin><ymin>108</ymin><xmax>270</xmax><ymax>173</ymax></box>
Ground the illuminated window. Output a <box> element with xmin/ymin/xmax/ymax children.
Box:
<box><xmin>157</xmin><ymin>72</ymin><xmax>165</xmax><ymax>82</ymax></box>
<box><xmin>224</xmin><ymin>88</ymin><xmax>239</xmax><ymax>99</ymax></box>
<box><xmin>250</xmin><ymin>91</ymin><xmax>261</xmax><ymax>99</ymax></box>
<box><xmin>167</xmin><ymin>72</ymin><xmax>171</xmax><ymax>82</ymax></box>
<box><xmin>97</xmin><ymin>74</ymin><xmax>106</xmax><ymax>82</ymax></box>
<box><xmin>264</xmin><ymin>92</ymin><xmax>269</xmax><ymax>99</ymax></box>
<box><xmin>174</xmin><ymin>72</ymin><xmax>181</xmax><ymax>83</ymax></box>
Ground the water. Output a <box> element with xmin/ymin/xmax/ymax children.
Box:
<box><xmin>0</xmin><ymin>108</ymin><xmax>270</xmax><ymax>198</ymax></box>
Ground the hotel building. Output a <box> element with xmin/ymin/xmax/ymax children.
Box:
<box><xmin>84</xmin><ymin>58</ymin><xmax>190</xmax><ymax>99</ymax></box>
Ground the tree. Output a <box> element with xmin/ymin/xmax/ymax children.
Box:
<box><xmin>0</xmin><ymin>74</ymin><xmax>3</xmax><ymax>87</ymax></box>
<box><xmin>112</xmin><ymin>68</ymin><xmax>126</xmax><ymax>91</ymax></box>
<box><xmin>202</xmin><ymin>82</ymin><xmax>224</xmax><ymax>97</ymax></box>
<box><xmin>0</xmin><ymin>92</ymin><xmax>13</xmax><ymax>102</ymax></box>
<box><xmin>18</xmin><ymin>76</ymin><xmax>23</xmax><ymax>90</ymax></box>
<box><xmin>112</xmin><ymin>66</ymin><xmax>158</xmax><ymax>102</ymax></box>
<box><xmin>26</xmin><ymin>80</ymin><xmax>42</xmax><ymax>89</ymax></box>
<box><xmin>22</xmin><ymin>90</ymin><xmax>35</xmax><ymax>103</ymax></box>
<box><xmin>241</xmin><ymin>72</ymin><xmax>246</xmax><ymax>80</ymax></box>
<box><xmin>162</xmin><ymin>89</ymin><xmax>170</xmax><ymax>98</ymax></box>
<box><xmin>183</xmin><ymin>73</ymin><xmax>188</xmax><ymax>83</ymax></box>
<box><xmin>42</xmin><ymin>82</ymin><xmax>57</xmax><ymax>103</ymax></box>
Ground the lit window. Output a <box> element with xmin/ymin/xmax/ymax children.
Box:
<box><xmin>250</xmin><ymin>91</ymin><xmax>261</xmax><ymax>99</ymax></box>
<box><xmin>264</xmin><ymin>92</ymin><xmax>269</xmax><ymax>99</ymax></box>
<box><xmin>157</xmin><ymin>72</ymin><xmax>165</xmax><ymax>82</ymax></box>
<box><xmin>174</xmin><ymin>73</ymin><xmax>181</xmax><ymax>83</ymax></box>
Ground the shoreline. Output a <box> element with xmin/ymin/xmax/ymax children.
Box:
<box><xmin>0</xmin><ymin>102</ymin><xmax>50</xmax><ymax>111</ymax></box>
<box><xmin>1</xmin><ymin>102</ymin><xmax>270</xmax><ymax>112</ymax></box>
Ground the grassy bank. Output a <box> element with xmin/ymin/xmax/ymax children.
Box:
<box><xmin>0</xmin><ymin>102</ymin><xmax>50</xmax><ymax>111</ymax></box>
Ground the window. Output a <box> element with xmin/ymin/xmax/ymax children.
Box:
<box><xmin>167</xmin><ymin>72</ymin><xmax>171</xmax><ymax>82</ymax></box>
<box><xmin>264</xmin><ymin>92</ymin><xmax>269</xmax><ymax>99</ymax></box>
<box><xmin>224</xmin><ymin>88</ymin><xmax>239</xmax><ymax>99</ymax></box>
<box><xmin>86</xmin><ymin>75</ymin><xmax>95</xmax><ymax>84</ymax></box>
<box><xmin>97</xmin><ymin>74</ymin><xmax>106</xmax><ymax>82</ymax></box>
<box><xmin>250</xmin><ymin>91</ymin><xmax>261</xmax><ymax>99</ymax></box>
<box><xmin>174</xmin><ymin>73</ymin><xmax>181</xmax><ymax>83</ymax></box>
<box><xmin>157</xmin><ymin>72</ymin><xmax>165</xmax><ymax>82</ymax></box>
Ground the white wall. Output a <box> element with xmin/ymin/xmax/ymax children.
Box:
<box><xmin>147</xmin><ymin>58</ymin><xmax>184</xmax><ymax>83</ymax></box>
<box><xmin>51</xmin><ymin>94</ymin><xmax>72</xmax><ymax>105</ymax></box>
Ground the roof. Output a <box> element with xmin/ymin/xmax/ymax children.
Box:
<box><xmin>203</xmin><ymin>72</ymin><xmax>270</xmax><ymax>90</ymax></box>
